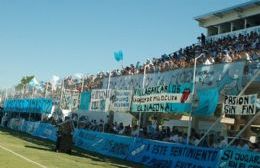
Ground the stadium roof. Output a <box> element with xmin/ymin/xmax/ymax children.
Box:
<box><xmin>194</xmin><ymin>0</ymin><xmax>260</xmax><ymax>22</ymax></box>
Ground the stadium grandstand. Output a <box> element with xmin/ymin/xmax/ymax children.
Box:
<box><xmin>0</xmin><ymin>1</ymin><xmax>259</xmax><ymax>168</ymax></box>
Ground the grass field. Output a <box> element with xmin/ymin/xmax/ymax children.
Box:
<box><xmin>0</xmin><ymin>128</ymin><xmax>140</xmax><ymax>168</ymax></box>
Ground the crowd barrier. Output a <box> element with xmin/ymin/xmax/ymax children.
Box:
<box><xmin>32</xmin><ymin>122</ymin><xmax>57</xmax><ymax>142</ymax></box>
<box><xmin>73</xmin><ymin>129</ymin><xmax>260</xmax><ymax>168</ymax></box>
<box><xmin>4</xmin><ymin>121</ymin><xmax>260</xmax><ymax>168</ymax></box>
<box><xmin>73</xmin><ymin>129</ymin><xmax>219</xmax><ymax>168</ymax></box>
<box><xmin>7</xmin><ymin>119</ymin><xmax>57</xmax><ymax>142</ymax></box>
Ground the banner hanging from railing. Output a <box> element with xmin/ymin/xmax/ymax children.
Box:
<box><xmin>61</xmin><ymin>90</ymin><xmax>80</xmax><ymax>110</ymax></box>
<box><xmin>89</xmin><ymin>89</ymin><xmax>111</xmax><ymax>112</ymax></box>
<box><xmin>79</xmin><ymin>91</ymin><xmax>91</xmax><ymax>111</ymax></box>
<box><xmin>109</xmin><ymin>90</ymin><xmax>132</xmax><ymax>112</ymax></box>
<box><xmin>131</xmin><ymin>83</ymin><xmax>193</xmax><ymax>113</ymax></box>
<box><xmin>192</xmin><ymin>88</ymin><xmax>219</xmax><ymax>116</ymax></box>
<box><xmin>73</xmin><ymin>129</ymin><xmax>219</xmax><ymax>168</ymax></box>
<box><xmin>127</xmin><ymin>138</ymin><xmax>219</xmax><ymax>168</ymax></box>
<box><xmin>4</xmin><ymin>98</ymin><xmax>53</xmax><ymax>114</ymax></box>
<box><xmin>223</xmin><ymin>94</ymin><xmax>257</xmax><ymax>115</ymax></box>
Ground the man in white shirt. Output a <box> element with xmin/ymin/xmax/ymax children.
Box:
<box><xmin>223</xmin><ymin>52</ymin><xmax>232</xmax><ymax>63</ymax></box>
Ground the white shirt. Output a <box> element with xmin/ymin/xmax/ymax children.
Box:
<box><xmin>118</xmin><ymin>128</ymin><xmax>125</xmax><ymax>134</ymax></box>
<box><xmin>169</xmin><ymin>135</ymin><xmax>179</xmax><ymax>142</ymax></box>
<box><xmin>224</xmin><ymin>54</ymin><xmax>232</xmax><ymax>63</ymax></box>
<box><xmin>204</xmin><ymin>59</ymin><xmax>212</xmax><ymax>65</ymax></box>
<box><xmin>131</xmin><ymin>129</ymin><xmax>139</xmax><ymax>137</ymax></box>
<box><xmin>245</xmin><ymin>53</ymin><xmax>252</xmax><ymax>63</ymax></box>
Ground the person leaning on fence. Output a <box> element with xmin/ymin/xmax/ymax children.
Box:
<box><xmin>55</xmin><ymin>120</ymin><xmax>74</xmax><ymax>154</ymax></box>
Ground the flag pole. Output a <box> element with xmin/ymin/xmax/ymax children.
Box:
<box><xmin>138</xmin><ymin>64</ymin><xmax>148</xmax><ymax>137</ymax></box>
<box><xmin>121</xmin><ymin>57</ymin><xmax>123</xmax><ymax>69</ymax></box>
<box><xmin>59</xmin><ymin>79</ymin><xmax>64</xmax><ymax>110</ymax></box>
<box><xmin>187</xmin><ymin>53</ymin><xmax>204</xmax><ymax>145</ymax></box>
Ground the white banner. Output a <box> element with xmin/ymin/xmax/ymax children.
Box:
<box><xmin>132</xmin><ymin>93</ymin><xmax>192</xmax><ymax>105</ymax></box>
<box><xmin>109</xmin><ymin>90</ymin><xmax>132</xmax><ymax>112</ymax></box>
<box><xmin>61</xmin><ymin>91</ymin><xmax>80</xmax><ymax>110</ymax></box>
<box><xmin>223</xmin><ymin>94</ymin><xmax>257</xmax><ymax>115</ymax></box>
<box><xmin>89</xmin><ymin>89</ymin><xmax>111</xmax><ymax>112</ymax></box>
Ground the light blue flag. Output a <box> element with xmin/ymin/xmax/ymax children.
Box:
<box><xmin>192</xmin><ymin>88</ymin><xmax>219</xmax><ymax>116</ymax></box>
<box><xmin>114</xmin><ymin>50</ymin><xmax>123</xmax><ymax>62</ymax></box>
<box><xmin>79</xmin><ymin>91</ymin><xmax>91</xmax><ymax>111</ymax></box>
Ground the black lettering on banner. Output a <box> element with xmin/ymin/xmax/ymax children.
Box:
<box><xmin>224</xmin><ymin>105</ymin><xmax>236</xmax><ymax>115</ymax></box>
<box><xmin>242</xmin><ymin>105</ymin><xmax>255</xmax><ymax>115</ymax></box>
<box><xmin>221</xmin><ymin>150</ymin><xmax>233</xmax><ymax>161</ymax></box>
<box><xmin>137</xmin><ymin>105</ymin><xmax>142</xmax><ymax>111</ymax></box>
<box><xmin>227</xmin><ymin>161</ymin><xmax>247</xmax><ymax>168</ymax></box>
<box><xmin>220</xmin><ymin>149</ymin><xmax>260</xmax><ymax>168</ymax></box>
<box><xmin>170</xmin><ymin>146</ymin><xmax>218</xmax><ymax>162</ymax></box>
<box><xmin>225</xmin><ymin>95</ymin><xmax>253</xmax><ymax>106</ymax></box>
<box><xmin>234</xmin><ymin>153</ymin><xmax>260</xmax><ymax>165</ymax></box>
<box><xmin>175</xmin><ymin>161</ymin><xmax>209</xmax><ymax>168</ymax></box>
<box><xmin>168</xmin><ymin>84</ymin><xmax>181</xmax><ymax>93</ymax></box>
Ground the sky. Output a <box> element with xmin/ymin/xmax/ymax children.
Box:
<box><xmin>0</xmin><ymin>0</ymin><xmax>250</xmax><ymax>88</ymax></box>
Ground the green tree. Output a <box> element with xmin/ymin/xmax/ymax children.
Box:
<box><xmin>15</xmin><ymin>75</ymin><xmax>35</xmax><ymax>91</ymax></box>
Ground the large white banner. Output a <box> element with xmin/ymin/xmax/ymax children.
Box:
<box><xmin>61</xmin><ymin>90</ymin><xmax>79</xmax><ymax>110</ymax></box>
<box><xmin>109</xmin><ymin>90</ymin><xmax>132</xmax><ymax>112</ymax></box>
<box><xmin>89</xmin><ymin>89</ymin><xmax>111</xmax><ymax>112</ymax></box>
<box><xmin>131</xmin><ymin>84</ymin><xmax>193</xmax><ymax>113</ymax></box>
<box><xmin>222</xmin><ymin>94</ymin><xmax>257</xmax><ymax>115</ymax></box>
<box><xmin>132</xmin><ymin>93</ymin><xmax>191</xmax><ymax>104</ymax></box>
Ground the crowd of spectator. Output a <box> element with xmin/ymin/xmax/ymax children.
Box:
<box><xmin>61</xmin><ymin>32</ymin><xmax>260</xmax><ymax>92</ymax></box>
<box><xmin>107</xmin><ymin>32</ymin><xmax>259</xmax><ymax>77</ymax></box>
<box><xmin>2</xmin><ymin>31</ymin><xmax>259</xmax><ymax>102</ymax></box>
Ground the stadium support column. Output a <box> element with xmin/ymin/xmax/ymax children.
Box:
<box><xmin>138</xmin><ymin>64</ymin><xmax>148</xmax><ymax>137</ymax></box>
<box><xmin>4</xmin><ymin>89</ymin><xmax>7</xmax><ymax>101</ymax></box>
<box><xmin>59</xmin><ymin>79</ymin><xmax>64</xmax><ymax>110</ymax></box>
<box><xmin>81</xmin><ymin>75</ymin><xmax>86</xmax><ymax>93</ymax></box>
<box><xmin>44</xmin><ymin>82</ymin><xmax>49</xmax><ymax>98</ymax></box>
<box><xmin>107</xmin><ymin>72</ymin><xmax>112</xmax><ymax>132</ymax></box>
<box><xmin>187</xmin><ymin>53</ymin><xmax>204</xmax><ymax>145</ymax></box>
<box><xmin>107</xmin><ymin>72</ymin><xmax>111</xmax><ymax>91</ymax></box>
<box><xmin>244</xmin><ymin>18</ymin><xmax>248</xmax><ymax>28</ymax></box>
<box><xmin>231</xmin><ymin>22</ymin><xmax>234</xmax><ymax>32</ymax></box>
<box><xmin>217</xmin><ymin>25</ymin><xmax>221</xmax><ymax>34</ymax></box>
